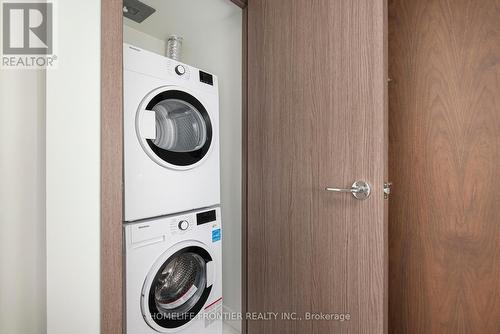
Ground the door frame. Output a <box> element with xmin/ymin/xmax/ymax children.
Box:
<box><xmin>100</xmin><ymin>1</ymin><xmax>248</xmax><ymax>333</ymax></box>
<box><xmin>101</xmin><ymin>1</ymin><xmax>124</xmax><ymax>333</ymax></box>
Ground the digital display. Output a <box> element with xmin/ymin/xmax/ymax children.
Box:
<box><xmin>199</xmin><ymin>70</ymin><xmax>214</xmax><ymax>86</ymax></box>
<box><xmin>197</xmin><ymin>210</ymin><xmax>216</xmax><ymax>225</ymax></box>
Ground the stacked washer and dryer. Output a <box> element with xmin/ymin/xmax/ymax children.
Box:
<box><xmin>123</xmin><ymin>44</ymin><xmax>223</xmax><ymax>334</ymax></box>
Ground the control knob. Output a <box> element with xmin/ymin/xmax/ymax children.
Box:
<box><xmin>178</xmin><ymin>220</ymin><xmax>189</xmax><ymax>231</ymax></box>
<box><xmin>175</xmin><ymin>65</ymin><xmax>186</xmax><ymax>76</ymax></box>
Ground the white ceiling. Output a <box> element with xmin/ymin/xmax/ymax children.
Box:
<box><xmin>124</xmin><ymin>0</ymin><xmax>240</xmax><ymax>41</ymax></box>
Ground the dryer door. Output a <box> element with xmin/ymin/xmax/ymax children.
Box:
<box><xmin>142</xmin><ymin>245</ymin><xmax>214</xmax><ymax>332</ymax></box>
<box><xmin>137</xmin><ymin>87</ymin><xmax>213</xmax><ymax>170</ymax></box>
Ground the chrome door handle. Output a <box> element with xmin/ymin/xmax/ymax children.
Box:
<box><xmin>326</xmin><ymin>180</ymin><xmax>371</xmax><ymax>200</ymax></box>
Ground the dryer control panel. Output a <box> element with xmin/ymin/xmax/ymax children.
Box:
<box><xmin>124</xmin><ymin>43</ymin><xmax>219</xmax><ymax>96</ymax></box>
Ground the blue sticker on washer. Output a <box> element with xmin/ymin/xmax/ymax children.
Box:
<box><xmin>212</xmin><ymin>229</ymin><xmax>221</xmax><ymax>242</ymax></box>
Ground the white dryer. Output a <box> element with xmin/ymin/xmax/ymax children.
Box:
<box><xmin>124</xmin><ymin>207</ymin><xmax>223</xmax><ymax>334</ymax></box>
<box><xmin>124</xmin><ymin>44</ymin><xmax>220</xmax><ymax>221</ymax></box>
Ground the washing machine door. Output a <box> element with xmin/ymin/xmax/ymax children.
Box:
<box><xmin>136</xmin><ymin>87</ymin><xmax>213</xmax><ymax>170</ymax></box>
<box><xmin>142</xmin><ymin>244</ymin><xmax>215</xmax><ymax>332</ymax></box>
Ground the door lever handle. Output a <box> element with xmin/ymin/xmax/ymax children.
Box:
<box><xmin>326</xmin><ymin>180</ymin><xmax>371</xmax><ymax>200</ymax></box>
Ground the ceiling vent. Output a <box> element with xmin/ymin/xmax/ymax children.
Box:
<box><xmin>123</xmin><ymin>0</ymin><xmax>156</xmax><ymax>23</ymax></box>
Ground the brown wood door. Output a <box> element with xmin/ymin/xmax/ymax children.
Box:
<box><xmin>389</xmin><ymin>0</ymin><xmax>500</xmax><ymax>333</ymax></box>
<box><xmin>246</xmin><ymin>1</ymin><xmax>388</xmax><ymax>333</ymax></box>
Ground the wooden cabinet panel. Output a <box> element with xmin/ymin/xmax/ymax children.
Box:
<box><xmin>389</xmin><ymin>0</ymin><xmax>500</xmax><ymax>332</ymax></box>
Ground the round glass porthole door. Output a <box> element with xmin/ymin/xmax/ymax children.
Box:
<box><xmin>143</xmin><ymin>246</ymin><xmax>213</xmax><ymax>331</ymax></box>
<box><xmin>137</xmin><ymin>88</ymin><xmax>213</xmax><ymax>169</ymax></box>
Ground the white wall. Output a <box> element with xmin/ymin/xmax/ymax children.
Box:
<box><xmin>123</xmin><ymin>25</ymin><xmax>165</xmax><ymax>56</ymax></box>
<box><xmin>124</xmin><ymin>1</ymin><xmax>242</xmax><ymax>331</ymax></box>
<box><xmin>0</xmin><ymin>69</ymin><xmax>46</xmax><ymax>333</ymax></box>
<box><xmin>45</xmin><ymin>1</ymin><xmax>101</xmax><ymax>333</ymax></box>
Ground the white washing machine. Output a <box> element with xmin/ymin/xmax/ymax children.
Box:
<box><xmin>124</xmin><ymin>206</ymin><xmax>223</xmax><ymax>334</ymax></box>
<box><xmin>124</xmin><ymin>43</ymin><xmax>220</xmax><ymax>221</ymax></box>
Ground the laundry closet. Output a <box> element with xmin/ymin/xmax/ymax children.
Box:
<box><xmin>119</xmin><ymin>1</ymin><xmax>243</xmax><ymax>333</ymax></box>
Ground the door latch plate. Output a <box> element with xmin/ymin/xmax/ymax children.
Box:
<box><xmin>384</xmin><ymin>182</ymin><xmax>392</xmax><ymax>199</ymax></box>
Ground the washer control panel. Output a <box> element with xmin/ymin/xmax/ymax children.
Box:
<box><xmin>129</xmin><ymin>208</ymin><xmax>220</xmax><ymax>245</ymax></box>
